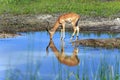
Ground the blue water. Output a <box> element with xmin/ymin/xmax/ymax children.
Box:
<box><xmin>0</xmin><ymin>31</ymin><xmax>120</xmax><ymax>80</ymax></box>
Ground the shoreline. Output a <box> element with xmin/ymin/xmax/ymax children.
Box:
<box><xmin>0</xmin><ymin>14</ymin><xmax>120</xmax><ymax>49</ymax></box>
<box><xmin>0</xmin><ymin>14</ymin><xmax>120</xmax><ymax>33</ymax></box>
<box><xmin>0</xmin><ymin>14</ymin><xmax>120</xmax><ymax>38</ymax></box>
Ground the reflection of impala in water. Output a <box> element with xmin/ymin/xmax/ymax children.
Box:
<box><xmin>46</xmin><ymin>40</ymin><xmax>80</xmax><ymax>66</ymax></box>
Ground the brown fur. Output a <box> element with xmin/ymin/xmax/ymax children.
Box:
<box><xmin>46</xmin><ymin>12</ymin><xmax>80</xmax><ymax>39</ymax></box>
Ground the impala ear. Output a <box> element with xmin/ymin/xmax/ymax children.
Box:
<box><xmin>46</xmin><ymin>20</ymin><xmax>50</xmax><ymax>29</ymax></box>
<box><xmin>46</xmin><ymin>27</ymin><xmax>49</xmax><ymax>32</ymax></box>
<box><xmin>46</xmin><ymin>20</ymin><xmax>51</xmax><ymax>34</ymax></box>
<box><xmin>46</xmin><ymin>27</ymin><xmax>52</xmax><ymax>40</ymax></box>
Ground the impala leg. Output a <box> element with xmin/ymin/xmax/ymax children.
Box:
<box><xmin>61</xmin><ymin>23</ymin><xmax>65</xmax><ymax>40</ymax></box>
<box><xmin>70</xmin><ymin>20</ymin><xmax>78</xmax><ymax>41</ymax></box>
<box><xmin>70</xmin><ymin>28</ymin><xmax>77</xmax><ymax>40</ymax></box>
<box><xmin>76</xmin><ymin>26</ymin><xmax>79</xmax><ymax>40</ymax></box>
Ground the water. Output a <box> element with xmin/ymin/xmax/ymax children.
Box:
<box><xmin>0</xmin><ymin>31</ymin><xmax>120</xmax><ymax>80</ymax></box>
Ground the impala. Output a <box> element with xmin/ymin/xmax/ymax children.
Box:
<box><xmin>46</xmin><ymin>12</ymin><xmax>80</xmax><ymax>40</ymax></box>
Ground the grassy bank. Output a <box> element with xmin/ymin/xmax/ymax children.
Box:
<box><xmin>0</xmin><ymin>0</ymin><xmax>120</xmax><ymax>17</ymax></box>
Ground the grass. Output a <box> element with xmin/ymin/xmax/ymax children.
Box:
<box><xmin>0</xmin><ymin>0</ymin><xmax>120</xmax><ymax>17</ymax></box>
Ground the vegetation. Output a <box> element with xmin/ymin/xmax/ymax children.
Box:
<box><xmin>0</xmin><ymin>0</ymin><xmax>120</xmax><ymax>17</ymax></box>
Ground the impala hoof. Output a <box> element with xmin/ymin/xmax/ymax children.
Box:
<box><xmin>76</xmin><ymin>36</ymin><xmax>79</xmax><ymax>40</ymax></box>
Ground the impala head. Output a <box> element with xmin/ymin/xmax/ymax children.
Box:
<box><xmin>46</xmin><ymin>21</ymin><xmax>54</xmax><ymax>39</ymax></box>
<box><xmin>46</xmin><ymin>28</ymin><xmax>54</xmax><ymax>39</ymax></box>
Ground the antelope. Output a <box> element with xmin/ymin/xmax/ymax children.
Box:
<box><xmin>46</xmin><ymin>12</ymin><xmax>80</xmax><ymax>40</ymax></box>
<box><xmin>46</xmin><ymin>39</ymin><xmax>80</xmax><ymax>66</ymax></box>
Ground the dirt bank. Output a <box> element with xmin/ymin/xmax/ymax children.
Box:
<box><xmin>72</xmin><ymin>38</ymin><xmax>120</xmax><ymax>49</ymax></box>
<box><xmin>0</xmin><ymin>14</ymin><xmax>120</xmax><ymax>33</ymax></box>
<box><xmin>0</xmin><ymin>33</ymin><xmax>20</xmax><ymax>38</ymax></box>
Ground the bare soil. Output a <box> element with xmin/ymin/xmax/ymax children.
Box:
<box><xmin>0</xmin><ymin>33</ymin><xmax>20</xmax><ymax>38</ymax></box>
<box><xmin>0</xmin><ymin>14</ymin><xmax>120</xmax><ymax>33</ymax></box>
<box><xmin>72</xmin><ymin>38</ymin><xmax>120</xmax><ymax>49</ymax></box>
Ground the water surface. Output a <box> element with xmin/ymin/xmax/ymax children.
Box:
<box><xmin>0</xmin><ymin>31</ymin><xmax>120</xmax><ymax>80</ymax></box>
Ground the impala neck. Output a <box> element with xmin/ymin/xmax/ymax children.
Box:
<box><xmin>50</xmin><ymin>21</ymin><xmax>60</xmax><ymax>38</ymax></box>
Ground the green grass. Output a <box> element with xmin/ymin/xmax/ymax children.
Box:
<box><xmin>0</xmin><ymin>0</ymin><xmax>120</xmax><ymax>17</ymax></box>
